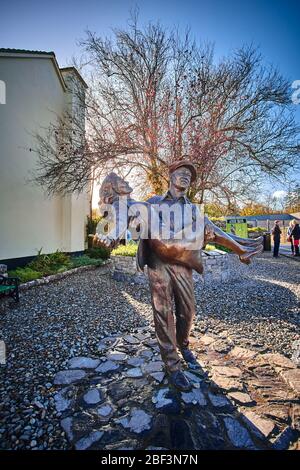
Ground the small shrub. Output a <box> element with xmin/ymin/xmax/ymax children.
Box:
<box><xmin>111</xmin><ymin>242</ymin><xmax>138</xmax><ymax>257</ymax></box>
<box><xmin>203</xmin><ymin>244</ymin><xmax>215</xmax><ymax>251</ymax></box>
<box><xmin>85</xmin><ymin>246</ymin><xmax>111</xmax><ymax>260</ymax></box>
<box><xmin>28</xmin><ymin>248</ymin><xmax>71</xmax><ymax>275</ymax></box>
<box><xmin>204</xmin><ymin>243</ymin><xmax>230</xmax><ymax>253</ymax></box>
<box><xmin>8</xmin><ymin>267</ymin><xmax>42</xmax><ymax>283</ymax></box>
<box><xmin>86</xmin><ymin>216</ymin><xmax>101</xmax><ymax>248</ymax></box>
<box><xmin>86</xmin><ymin>215</ymin><xmax>101</xmax><ymax>237</ymax></box>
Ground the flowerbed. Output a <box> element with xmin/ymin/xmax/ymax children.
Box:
<box><xmin>8</xmin><ymin>248</ymin><xmax>110</xmax><ymax>284</ymax></box>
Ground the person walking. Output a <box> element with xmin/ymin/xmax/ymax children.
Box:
<box><xmin>287</xmin><ymin>220</ymin><xmax>295</xmax><ymax>255</ymax></box>
<box><xmin>271</xmin><ymin>220</ymin><xmax>281</xmax><ymax>258</ymax></box>
<box><xmin>291</xmin><ymin>219</ymin><xmax>300</xmax><ymax>256</ymax></box>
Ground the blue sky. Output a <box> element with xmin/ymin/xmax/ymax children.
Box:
<box><xmin>1</xmin><ymin>0</ymin><xmax>299</xmax><ymax>201</ymax></box>
<box><xmin>1</xmin><ymin>0</ymin><xmax>299</xmax><ymax>81</ymax></box>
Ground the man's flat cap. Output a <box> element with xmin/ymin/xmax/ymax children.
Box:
<box><xmin>169</xmin><ymin>159</ymin><xmax>197</xmax><ymax>182</ymax></box>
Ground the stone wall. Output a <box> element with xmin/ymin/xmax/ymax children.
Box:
<box><xmin>197</xmin><ymin>251</ymin><xmax>230</xmax><ymax>284</ymax></box>
<box><xmin>111</xmin><ymin>250</ymin><xmax>231</xmax><ymax>285</ymax></box>
<box><xmin>111</xmin><ymin>255</ymin><xmax>147</xmax><ymax>285</ymax></box>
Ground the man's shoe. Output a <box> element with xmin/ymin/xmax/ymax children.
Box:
<box><xmin>168</xmin><ymin>370</ymin><xmax>192</xmax><ymax>392</ymax></box>
<box><xmin>180</xmin><ymin>348</ymin><xmax>198</xmax><ymax>364</ymax></box>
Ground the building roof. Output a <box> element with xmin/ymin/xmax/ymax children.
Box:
<box><xmin>0</xmin><ymin>49</ymin><xmax>88</xmax><ymax>91</ymax></box>
<box><xmin>0</xmin><ymin>48</ymin><xmax>55</xmax><ymax>55</ymax></box>
<box><xmin>225</xmin><ymin>213</ymin><xmax>300</xmax><ymax>221</ymax></box>
<box><xmin>60</xmin><ymin>67</ymin><xmax>88</xmax><ymax>89</ymax></box>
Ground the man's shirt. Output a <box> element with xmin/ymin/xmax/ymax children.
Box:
<box><xmin>146</xmin><ymin>191</ymin><xmax>198</xmax><ymax>238</ymax></box>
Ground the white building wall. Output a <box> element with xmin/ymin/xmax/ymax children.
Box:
<box><xmin>0</xmin><ymin>55</ymin><xmax>89</xmax><ymax>262</ymax></box>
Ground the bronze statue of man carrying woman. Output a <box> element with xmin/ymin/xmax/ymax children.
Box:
<box><xmin>94</xmin><ymin>160</ymin><xmax>263</xmax><ymax>391</ymax></box>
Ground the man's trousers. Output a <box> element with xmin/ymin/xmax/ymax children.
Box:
<box><xmin>273</xmin><ymin>237</ymin><xmax>280</xmax><ymax>257</ymax></box>
<box><xmin>147</xmin><ymin>256</ymin><xmax>196</xmax><ymax>372</ymax></box>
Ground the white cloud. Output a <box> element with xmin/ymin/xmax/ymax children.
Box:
<box><xmin>272</xmin><ymin>190</ymin><xmax>287</xmax><ymax>199</ymax></box>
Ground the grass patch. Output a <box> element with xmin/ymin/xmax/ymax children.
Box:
<box><xmin>71</xmin><ymin>255</ymin><xmax>104</xmax><ymax>268</ymax></box>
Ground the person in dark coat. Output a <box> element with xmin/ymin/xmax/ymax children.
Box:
<box><xmin>271</xmin><ymin>220</ymin><xmax>281</xmax><ymax>258</ymax></box>
<box><xmin>291</xmin><ymin>220</ymin><xmax>300</xmax><ymax>256</ymax></box>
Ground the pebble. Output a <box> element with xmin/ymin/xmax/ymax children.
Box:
<box><xmin>143</xmin><ymin>361</ymin><xmax>164</xmax><ymax>374</ymax></box>
<box><xmin>181</xmin><ymin>389</ymin><xmax>207</xmax><ymax>406</ymax></box>
<box><xmin>97</xmin><ymin>404</ymin><xmax>113</xmax><ymax>417</ymax></box>
<box><xmin>106</xmin><ymin>352</ymin><xmax>128</xmax><ymax>361</ymax></box>
<box><xmin>95</xmin><ymin>361</ymin><xmax>119</xmax><ymax>373</ymax></box>
<box><xmin>83</xmin><ymin>389</ymin><xmax>102</xmax><ymax>405</ymax></box>
<box><xmin>126</xmin><ymin>368</ymin><xmax>143</xmax><ymax>378</ymax></box>
<box><xmin>228</xmin><ymin>392</ymin><xmax>255</xmax><ymax>406</ymax></box>
<box><xmin>68</xmin><ymin>357</ymin><xmax>100</xmax><ymax>369</ymax></box>
<box><xmin>53</xmin><ymin>370</ymin><xmax>86</xmax><ymax>385</ymax></box>
<box><xmin>150</xmin><ymin>372</ymin><xmax>165</xmax><ymax>383</ymax></box>
<box><xmin>127</xmin><ymin>357</ymin><xmax>145</xmax><ymax>367</ymax></box>
<box><xmin>223</xmin><ymin>417</ymin><xmax>255</xmax><ymax>449</ymax></box>
<box><xmin>75</xmin><ymin>431</ymin><xmax>103</xmax><ymax>450</ymax></box>
<box><xmin>208</xmin><ymin>393</ymin><xmax>231</xmax><ymax>408</ymax></box>
<box><xmin>117</xmin><ymin>408</ymin><xmax>152</xmax><ymax>433</ymax></box>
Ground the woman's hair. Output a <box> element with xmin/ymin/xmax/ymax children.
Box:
<box><xmin>99</xmin><ymin>172</ymin><xmax>133</xmax><ymax>206</ymax></box>
<box><xmin>289</xmin><ymin>220</ymin><xmax>295</xmax><ymax>227</ymax></box>
<box><xmin>292</xmin><ymin>219</ymin><xmax>299</xmax><ymax>225</ymax></box>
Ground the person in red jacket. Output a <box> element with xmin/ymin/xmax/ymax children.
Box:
<box><xmin>291</xmin><ymin>220</ymin><xmax>300</xmax><ymax>256</ymax></box>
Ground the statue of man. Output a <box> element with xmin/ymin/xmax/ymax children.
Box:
<box><xmin>138</xmin><ymin>160</ymin><xmax>200</xmax><ymax>391</ymax></box>
<box><xmin>95</xmin><ymin>161</ymin><xmax>262</xmax><ymax>391</ymax></box>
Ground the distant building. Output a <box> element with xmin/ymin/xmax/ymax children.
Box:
<box><xmin>0</xmin><ymin>49</ymin><xmax>90</xmax><ymax>269</ymax></box>
<box><xmin>225</xmin><ymin>213</ymin><xmax>300</xmax><ymax>231</ymax></box>
<box><xmin>291</xmin><ymin>212</ymin><xmax>300</xmax><ymax>221</ymax></box>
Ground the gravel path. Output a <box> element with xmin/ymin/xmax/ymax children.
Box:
<box><xmin>194</xmin><ymin>254</ymin><xmax>300</xmax><ymax>358</ymax></box>
<box><xmin>0</xmin><ymin>253</ymin><xmax>299</xmax><ymax>449</ymax></box>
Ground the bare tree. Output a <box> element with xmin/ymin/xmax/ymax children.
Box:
<box><xmin>31</xmin><ymin>15</ymin><xmax>300</xmax><ymax>209</ymax></box>
<box><xmin>285</xmin><ymin>184</ymin><xmax>300</xmax><ymax>212</ymax></box>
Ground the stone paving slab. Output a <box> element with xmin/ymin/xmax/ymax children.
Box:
<box><xmin>52</xmin><ymin>327</ymin><xmax>300</xmax><ymax>450</ymax></box>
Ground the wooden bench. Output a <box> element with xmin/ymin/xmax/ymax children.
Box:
<box><xmin>0</xmin><ymin>275</ymin><xmax>20</xmax><ymax>302</ymax></box>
